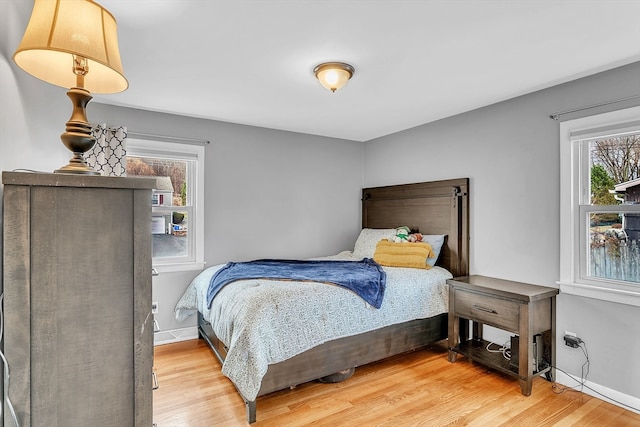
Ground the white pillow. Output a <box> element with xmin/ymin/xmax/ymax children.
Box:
<box><xmin>353</xmin><ymin>228</ymin><xmax>396</xmax><ymax>259</ymax></box>
<box><xmin>422</xmin><ymin>234</ymin><xmax>446</xmax><ymax>266</ymax></box>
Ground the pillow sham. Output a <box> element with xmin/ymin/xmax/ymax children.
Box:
<box><xmin>422</xmin><ymin>234</ymin><xmax>446</xmax><ymax>266</ymax></box>
<box><xmin>373</xmin><ymin>240</ymin><xmax>435</xmax><ymax>269</ymax></box>
<box><xmin>353</xmin><ymin>228</ymin><xmax>396</xmax><ymax>259</ymax></box>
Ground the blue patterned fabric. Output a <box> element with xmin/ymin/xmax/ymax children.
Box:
<box><xmin>207</xmin><ymin>258</ymin><xmax>386</xmax><ymax>309</ymax></box>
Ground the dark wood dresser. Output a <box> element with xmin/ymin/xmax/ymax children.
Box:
<box><xmin>447</xmin><ymin>275</ymin><xmax>559</xmax><ymax>396</ymax></box>
<box><xmin>2</xmin><ymin>172</ymin><xmax>156</xmax><ymax>426</ymax></box>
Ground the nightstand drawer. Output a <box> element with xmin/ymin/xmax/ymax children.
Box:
<box><xmin>454</xmin><ymin>290</ymin><xmax>519</xmax><ymax>331</ymax></box>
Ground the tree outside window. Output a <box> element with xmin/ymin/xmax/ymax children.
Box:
<box><xmin>586</xmin><ymin>134</ymin><xmax>640</xmax><ymax>283</ymax></box>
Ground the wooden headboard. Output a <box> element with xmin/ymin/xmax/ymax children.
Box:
<box><xmin>362</xmin><ymin>178</ymin><xmax>469</xmax><ymax>277</ymax></box>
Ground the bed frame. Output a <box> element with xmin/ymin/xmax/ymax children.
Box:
<box><xmin>198</xmin><ymin>177</ymin><xmax>470</xmax><ymax>423</ymax></box>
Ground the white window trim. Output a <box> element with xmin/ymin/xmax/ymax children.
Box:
<box><xmin>558</xmin><ymin>106</ymin><xmax>640</xmax><ymax>306</ymax></box>
<box><xmin>127</xmin><ymin>138</ymin><xmax>206</xmax><ymax>273</ymax></box>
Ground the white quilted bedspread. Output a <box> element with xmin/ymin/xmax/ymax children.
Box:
<box><xmin>174</xmin><ymin>251</ymin><xmax>452</xmax><ymax>401</ymax></box>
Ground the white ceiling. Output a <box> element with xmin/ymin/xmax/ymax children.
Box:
<box><xmin>90</xmin><ymin>0</ymin><xmax>640</xmax><ymax>142</ymax></box>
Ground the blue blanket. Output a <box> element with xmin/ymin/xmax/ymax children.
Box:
<box><xmin>206</xmin><ymin>258</ymin><xmax>386</xmax><ymax>309</ymax></box>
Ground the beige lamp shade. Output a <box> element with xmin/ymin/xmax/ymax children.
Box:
<box><xmin>13</xmin><ymin>0</ymin><xmax>128</xmax><ymax>94</ymax></box>
<box><xmin>314</xmin><ymin>62</ymin><xmax>355</xmax><ymax>93</ymax></box>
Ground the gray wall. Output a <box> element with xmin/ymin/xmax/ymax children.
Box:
<box><xmin>364</xmin><ymin>61</ymin><xmax>640</xmax><ymax>403</ymax></box>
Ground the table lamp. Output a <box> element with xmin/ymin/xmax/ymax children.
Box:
<box><xmin>13</xmin><ymin>0</ymin><xmax>128</xmax><ymax>175</ymax></box>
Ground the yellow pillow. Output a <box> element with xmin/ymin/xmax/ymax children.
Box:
<box><xmin>373</xmin><ymin>239</ymin><xmax>435</xmax><ymax>269</ymax></box>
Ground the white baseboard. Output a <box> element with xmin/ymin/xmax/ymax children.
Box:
<box><xmin>154</xmin><ymin>326</ymin><xmax>199</xmax><ymax>346</ymax></box>
<box><xmin>555</xmin><ymin>371</ymin><xmax>640</xmax><ymax>415</ymax></box>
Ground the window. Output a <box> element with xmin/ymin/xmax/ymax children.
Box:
<box><xmin>126</xmin><ymin>138</ymin><xmax>205</xmax><ymax>272</ymax></box>
<box><xmin>559</xmin><ymin>106</ymin><xmax>640</xmax><ymax>306</ymax></box>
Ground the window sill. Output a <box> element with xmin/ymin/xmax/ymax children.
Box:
<box><xmin>152</xmin><ymin>261</ymin><xmax>206</xmax><ymax>274</ymax></box>
<box><xmin>557</xmin><ymin>280</ymin><xmax>640</xmax><ymax>307</ymax></box>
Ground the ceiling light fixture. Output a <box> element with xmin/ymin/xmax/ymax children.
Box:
<box><xmin>13</xmin><ymin>0</ymin><xmax>128</xmax><ymax>175</ymax></box>
<box><xmin>313</xmin><ymin>62</ymin><xmax>355</xmax><ymax>93</ymax></box>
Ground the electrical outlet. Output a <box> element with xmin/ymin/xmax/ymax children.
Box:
<box><xmin>564</xmin><ymin>331</ymin><xmax>576</xmax><ymax>338</ymax></box>
<box><xmin>152</xmin><ymin>301</ymin><xmax>159</xmax><ymax>315</ymax></box>
<box><xmin>564</xmin><ymin>333</ymin><xmax>581</xmax><ymax>348</ymax></box>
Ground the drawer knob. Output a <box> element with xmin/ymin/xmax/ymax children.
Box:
<box><xmin>472</xmin><ymin>304</ymin><xmax>498</xmax><ymax>314</ymax></box>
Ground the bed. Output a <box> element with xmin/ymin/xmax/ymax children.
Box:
<box><xmin>174</xmin><ymin>178</ymin><xmax>469</xmax><ymax>423</ymax></box>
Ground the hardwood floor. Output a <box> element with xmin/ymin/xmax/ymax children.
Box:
<box><xmin>153</xmin><ymin>339</ymin><xmax>639</xmax><ymax>426</ymax></box>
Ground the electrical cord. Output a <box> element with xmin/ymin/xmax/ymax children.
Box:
<box><xmin>552</xmin><ymin>338</ymin><xmax>589</xmax><ymax>394</ymax></box>
<box><xmin>551</xmin><ymin>340</ymin><xmax>639</xmax><ymax>413</ymax></box>
<box><xmin>1</xmin><ymin>293</ymin><xmax>20</xmax><ymax>426</ymax></box>
<box><xmin>486</xmin><ymin>337</ymin><xmax>636</xmax><ymax>412</ymax></box>
<box><xmin>485</xmin><ymin>340</ymin><xmax>512</xmax><ymax>360</ymax></box>
<box><xmin>11</xmin><ymin>169</ymin><xmax>47</xmax><ymax>173</ymax></box>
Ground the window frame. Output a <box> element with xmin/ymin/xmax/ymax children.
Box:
<box><xmin>127</xmin><ymin>138</ymin><xmax>205</xmax><ymax>273</ymax></box>
<box><xmin>559</xmin><ymin>106</ymin><xmax>640</xmax><ymax>307</ymax></box>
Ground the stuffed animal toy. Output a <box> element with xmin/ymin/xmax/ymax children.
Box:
<box><xmin>392</xmin><ymin>226</ymin><xmax>411</xmax><ymax>243</ymax></box>
<box><xmin>408</xmin><ymin>232</ymin><xmax>423</xmax><ymax>242</ymax></box>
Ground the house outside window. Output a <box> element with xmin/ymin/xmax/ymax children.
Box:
<box><xmin>559</xmin><ymin>106</ymin><xmax>640</xmax><ymax>306</ymax></box>
<box><xmin>126</xmin><ymin>138</ymin><xmax>205</xmax><ymax>272</ymax></box>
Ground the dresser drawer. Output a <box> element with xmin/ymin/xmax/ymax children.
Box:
<box><xmin>454</xmin><ymin>290</ymin><xmax>520</xmax><ymax>331</ymax></box>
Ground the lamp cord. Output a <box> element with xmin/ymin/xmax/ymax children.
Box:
<box><xmin>1</xmin><ymin>293</ymin><xmax>20</xmax><ymax>426</ymax></box>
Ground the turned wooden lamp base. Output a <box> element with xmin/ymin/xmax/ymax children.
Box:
<box><xmin>54</xmin><ymin>87</ymin><xmax>100</xmax><ymax>175</ymax></box>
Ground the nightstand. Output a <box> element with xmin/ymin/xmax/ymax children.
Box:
<box><xmin>447</xmin><ymin>275</ymin><xmax>558</xmax><ymax>396</ymax></box>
